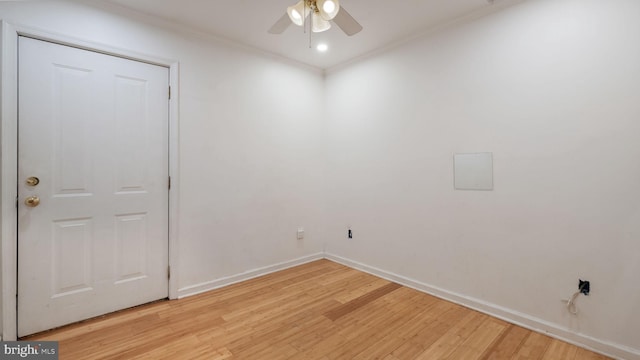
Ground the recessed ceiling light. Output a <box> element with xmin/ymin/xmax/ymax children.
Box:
<box><xmin>316</xmin><ymin>43</ymin><xmax>329</xmax><ymax>52</ymax></box>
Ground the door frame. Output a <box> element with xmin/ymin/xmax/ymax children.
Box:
<box><xmin>0</xmin><ymin>21</ymin><xmax>181</xmax><ymax>341</ymax></box>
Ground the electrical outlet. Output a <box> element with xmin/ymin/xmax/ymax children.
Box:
<box><xmin>579</xmin><ymin>279</ymin><xmax>590</xmax><ymax>296</ymax></box>
<box><xmin>297</xmin><ymin>227</ymin><xmax>304</xmax><ymax>240</ymax></box>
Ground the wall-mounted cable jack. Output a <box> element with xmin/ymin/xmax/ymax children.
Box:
<box><xmin>579</xmin><ymin>279</ymin><xmax>590</xmax><ymax>296</ymax></box>
<box><xmin>563</xmin><ymin>279</ymin><xmax>590</xmax><ymax>315</ymax></box>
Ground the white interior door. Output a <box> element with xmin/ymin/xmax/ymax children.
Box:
<box><xmin>17</xmin><ymin>37</ymin><xmax>169</xmax><ymax>336</ymax></box>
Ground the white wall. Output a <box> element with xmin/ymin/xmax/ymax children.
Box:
<box><xmin>0</xmin><ymin>0</ymin><xmax>326</xmax><ymax>329</ymax></box>
<box><xmin>325</xmin><ymin>0</ymin><xmax>640</xmax><ymax>357</ymax></box>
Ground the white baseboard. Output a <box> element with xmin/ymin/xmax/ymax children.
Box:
<box><xmin>324</xmin><ymin>253</ymin><xmax>639</xmax><ymax>360</ymax></box>
<box><xmin>177</xmin><ymin>252</ymin><xmax>324</xmax><ymax>299</ymax></box>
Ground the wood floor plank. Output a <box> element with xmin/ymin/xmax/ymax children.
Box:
<box><xmin>574</xmin><ymin>348</ymin><xmax>611</xmax><ymax>360</ymax></box>
<box><xmin>541</xmin><ymin>339</ymin><xmax>578</xmax><ymax>360</ymax></box>
<box><xmin>444</xmin><ymin>318</ymin><xmax>507</xmax><ymax>360</ymax></box>
<box><xmin>333</xmin><ymin>276</ymin><xmax>391</xmax><ymax>303</ymax></box>
<box><xmin>512</xmin><ymin>332</ymin><xmax>553</xmax><ymax>360</ymax></box>
<box><xmin>479</xmin><ymin>324</ymin><xmax>530</xmax><ymax>360</ymax></box>
<box><xmin>323</xmin><ymin>282</ymin><xmax>402</xmax><ymax>321</ymax></box>
<box><xmin>389</xmin><ymin>301</ymin><xmax>467</xmax><ymax>358</ymax></box>
<box><xmin>349</xmin><ymin>289</ymin><xmax>442</xmax><ymax>359</ymax></box>
<box><xmin>325</xmin><ymin>290</ymin><xmax>432</xmax><ymax>359</ymax></box>
<box><xmin>413</xmin><ymin>311</ymin><xmax>488</xmax><ymax>359</ymax></box>
<box><xmin>25</xmin><ymin>259</ymin><xmax>610</xmax><ymax>360</ymax></box>
<box><xmin>383</xmin><ymin>355</ymin><xmax>402</xmax><ymax>360</ymax></box>
<box><xmin>294</xmin><ymin>289</ymin><xmax>414</xmax><ymax>359</ymax></box>
<box><xmin>226</xmin><ymin>299</ymin><xmax>340</xmax><ymax>356</ymax></box>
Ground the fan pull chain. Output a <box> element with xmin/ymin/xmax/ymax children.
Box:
<box><xmin>308</xmin><ymin>2</ymin><xmax>312</xmax><ymax>48</ymax></box>
<box><xmin>308</xmin><ymin>1</ymin><xmax>314</xmax><ymax>48</ymax></box>
<box><xmin>309</xmin><ymin>15</ymin><xmax>312</xmax><ymax>48</ymax></box>
<box><xmin>303</xmin><ymin>0</ymin><xmax>307</xmax><ymax>34</ymax></box>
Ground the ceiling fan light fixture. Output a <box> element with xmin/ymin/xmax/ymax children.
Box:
<box><xmin>323</xmin><ymin>1</ymin><xmax>335</xmax><ymax>13</ymax></box>
<box><xmin>311</xmin><ymin>12</ymin><xmax>331</xmax><ymax>32</ymax></box>
<box><xmin>317</xmin><ymin>0</ymin><xmax>340</xmax><ymax>20</ymax></box>
<box><xmin>270</xmin><ymin>0</ymin><xmax>361</xmax><ymax>37</ymax></box>
<box><xmin>291</xmin><ymin>9</ymin><xmax>302</xmax><ymax>21</ymax></box>
<box><xmin>287</xmin><ymin>0</ymin><xmax>308</xmax><ymax>26</ymax></box>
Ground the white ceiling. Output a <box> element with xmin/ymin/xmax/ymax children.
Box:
<box><xmin>104</xmin><ymin>0</ymin><xmax>506</xmax><ymax>70</ymax></box>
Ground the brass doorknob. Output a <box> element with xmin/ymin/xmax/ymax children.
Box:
<box><xmin>25</xmin><ymin>196</ymin><xmax>40</xmax><ymax>207</ymax></box>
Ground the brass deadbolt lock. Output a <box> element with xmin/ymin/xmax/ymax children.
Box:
<box><xmin>26</xmin><ymin>177</ymin><xmax>40</xmax><ymax>186</ymax></box>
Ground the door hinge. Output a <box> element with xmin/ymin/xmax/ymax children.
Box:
<box><xmin>168</xmin><ymin>86</ymin><xmax>171</xmax><ymax>100</ymax></box>
<box><xmin>168</xmin><ymin>176</ymin><xmax>171</xmax><ymax>190</ymax></box>
<box><xmin>167</xmin><ymin>266</ymin><xmax>171</xmax><ymax>279</ymax></box>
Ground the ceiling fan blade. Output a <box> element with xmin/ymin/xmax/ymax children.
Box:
<box><xmin>268</xmin><ymin>13</ymin><xmax>291</xmax><ymax>34</ymax></box>
<box><xmin>332</xmin><ymin>6</ymin><xmax>363</xmax><ymax>36</ymax></box>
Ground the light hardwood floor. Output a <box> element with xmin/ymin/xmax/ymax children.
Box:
<box><xmin>27</xmin><ymin>259</ymin><xmax>610</xmax><ymax>359</ymax></box>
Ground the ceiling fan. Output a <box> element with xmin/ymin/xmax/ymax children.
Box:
<box><xmin>268</xmin><ymin>0</ymin><xmax>363</xmax><ymax>36</ymax></box>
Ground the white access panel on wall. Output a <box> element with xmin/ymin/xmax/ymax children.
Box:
<box><xmin>17</xmin><ymin>37</ymin><xmax>169</xmax><ymax>336</ymax></box>
<box><xmin>454</xmin><ymin>152</ymin><xmax>493</xmax><ymax>191</ymax></box>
